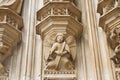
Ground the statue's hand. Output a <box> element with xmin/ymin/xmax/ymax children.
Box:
<box><xmin>55</xmin><ymin>50</ymin><xmax>68</xmax><ymax>56</ymax></box>
<box><xmin>57</xmin><ymin>52</ymin><xmax>63</xmax><ymax>56</ymax></box>
<box><xmin>62</xmin><ymin>50</ymin><xmax>68</xmax><ymax>54</ymax></box>
<box><xmin>55</xmin><ymin>51</ymin><xmax>60</xmax><ymax>54</ymax></box>
<box><xmin>54</xmin><ymin>51</ymin><xmax>62</xmax><ymax>56</ymax></box>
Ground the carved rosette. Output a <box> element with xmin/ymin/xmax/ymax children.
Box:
<box><xmin>98</xmin><ymin>1</ymin><xmax>120</xmax><ymax>79</ymax></box>
<box><xmin>0</xmin><ymin>0</ymin><xmax>23</xmax><ymax>77</ymax></box>
<box><xmin>36</xmin><ymin>0</ymin><xmax>82</xmax><ymax>80</ymax></box>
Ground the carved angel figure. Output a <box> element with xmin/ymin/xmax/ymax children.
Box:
<box><xmin>46</xmin><ymin>33</ymin><xmax>74</xmax><ymax>70</ymax></box>
<box><xmin>110</xmin><ymin>27</ymin><xmax>120</xmax><ymax>43</ymax></box>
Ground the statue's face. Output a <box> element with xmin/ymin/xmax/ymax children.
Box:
<box><xmin>56</xmin><ymin>35</ymin><xmax>64</xmax><ymax>43</ymax></box>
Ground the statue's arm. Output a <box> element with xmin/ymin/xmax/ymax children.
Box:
<box><xmin>50</xmin><ymin>43</ymin><xmax>57</xmax><ymax>54</ymax></box>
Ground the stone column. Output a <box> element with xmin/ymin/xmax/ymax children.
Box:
<box><xmin>76</xmin><ymin>0</ymin><xmax>114</xmax><ymax>80</ymax></box>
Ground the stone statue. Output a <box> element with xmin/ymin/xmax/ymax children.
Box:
<box><xmin>46</xmin><ymin>33</ymin><xmax>74</xmax><ymax>70</ymax></box>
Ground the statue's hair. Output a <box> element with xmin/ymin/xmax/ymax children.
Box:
<box><xmin>55</xmin><ymin>33</ymin><xmax>65</xmax><ymax>42</ymax></box>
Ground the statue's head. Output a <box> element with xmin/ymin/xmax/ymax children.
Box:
<box><xmin>55</xmin><ymin>33</ymin><xmax>65</xmax><ymax>43</ymax></box>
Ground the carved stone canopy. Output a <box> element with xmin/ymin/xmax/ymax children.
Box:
<box><xmin>0</xmin><ymin>8</ymin><xmax>23</xmax><ymax>29</ymax></box>
<box><xmin>36</xmin><ymin>16</ymin><xmax>82</xmax><ymax>39</ymax></box>
<box><xmin>37</xmin><ymin>1</ymin><xmax>82</xmax><ymax>39</ymax></box>
<box><xmin>37</xmin><ymin>2</ymin><xmax>81</xmax><ymax>22</ymax></box>
<box><xmin>99</xmin><ymin>7</ymin><xmax>120</xmax><ymax>49</ymax></box>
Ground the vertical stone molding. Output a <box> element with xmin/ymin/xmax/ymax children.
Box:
<box><xmin>36</xmin><ymin>0</ymin><xmax>83</xmax><ymax>80</ymax></box>
<box><xmin>97</xmin><ymin>1</ymin><xmax>120</xmax><ymax>80</ymax></box>
<box><xmin>0</xmin><ymin>0</ymin><xmax>23</xmax><ymax>77</ymax></box>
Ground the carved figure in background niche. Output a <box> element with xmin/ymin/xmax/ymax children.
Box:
<box><xmin>103</xmin><ymin>0</ymin><xmax>120</xmax><ymax>13</ymax></box>
<box><xmin>46</xmin><ymin>33</ymin><xmax>74</xmax><ymax>70</ymax></box>
<box><xmin>110</xmin><ymin>27</ymin><xmax>120</xmax><ymax>64</ymax></box>
<box><xmin>111</xmin><ymin>44</ymin><xmax>120</xmax><ymax>64</ymax></box>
